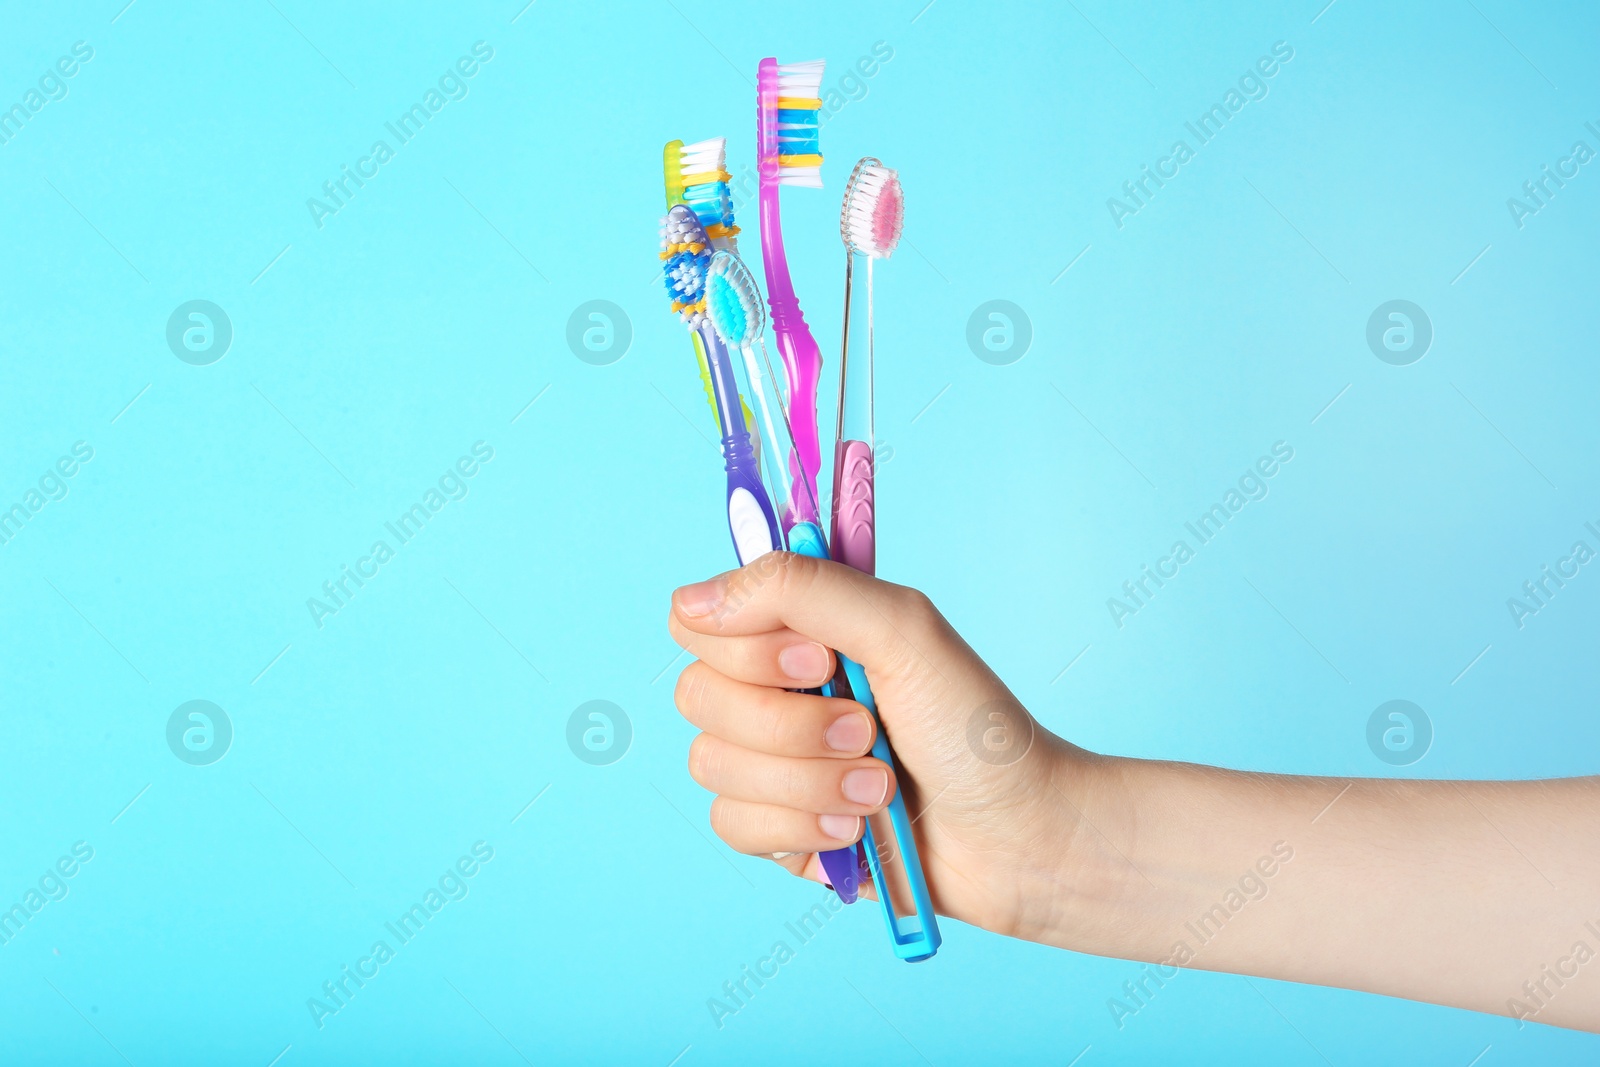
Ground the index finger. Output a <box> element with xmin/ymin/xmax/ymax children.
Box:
<box><xmin>669</xmin><ymin>552</ymin><xmax>941</xmax><ymax>679</ymax></box>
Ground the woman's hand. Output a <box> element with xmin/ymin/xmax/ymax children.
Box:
<box><xmin>668</xmin><ymin>552</ymin><xmax>1600</xmax><ymax>1033</ymax></box>
<box><xmin>667</xmin><ymin>551</ymin><xmax>1107</xmax><ymax>944</ymax></box>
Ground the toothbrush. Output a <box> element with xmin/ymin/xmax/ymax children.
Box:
<box><xmin>706</xmin><ymin>252</ymin><xmax>794</xmax><ymax>529</ymax></box>
<box><xmin>752</xmin><ymin>68</ymin><xmax>942</xmax><ymax>958</ymax></box>
<box><xmin>660</xmin><ymin>204</ymin><xmax>780</xmax><ymax>564</ymax></box>
<box><xmin>834</xmin><ymin>159</ymin><xmax>902</xmax><ymax>574</ymax></box>
<box><xmin>706</xmin><ymin>249</ymin><xmax>863</xmax><ymax>905</ymax></box>
<box><xmin>756</xmin><ymin>57</ymin><xmax>827</xmax><ymax>527</ymax></box>
<box><xmin>663</xmin><ymin>138</ymin><xmax>760</xmax><ymax>456</ymax></box>
<box><xmin>832</xmin><ymin>158</ymin><xmax>939</xmax><ymax>962</ymax></box>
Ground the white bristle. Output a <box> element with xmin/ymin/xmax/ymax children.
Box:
<box><xmin>679</xmin><ymin>137</ymin><xmax>726</xmax><ymax>175</ymax></box>
<box><xmin>843</xmin><ymin>164</ymin><xmax>902</xmax><ymax>258</ymax></box>
<box><xmin>780</xmin><ymin>167</ymin><xmax>822</xmax><ymax>189</ymax></box>
<box><xmin>661</xmin><ymin>208</ymin><xmax>712</xmax><ymax>330</ymax></box>
<box><xmin>775</xmin><ymin>61</ymin><xmax>824</xmax><ymax>188</ymax></box>
<box><xmin>776</xmin><ymin>59</ymin><xmax>825</xmax><ymax>96</ymax></box>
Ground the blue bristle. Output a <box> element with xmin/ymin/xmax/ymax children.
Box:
<box><xmin>685</xmin><ymin>182</ymin><xmax>733</xmax><ymax>227</ymax></box>
<box><xmin>775</xmin><ymin>109</ymin><xmax>817</xmax><ymax>124</ymax></box>
<box><xmin>663</xmin><ymin>247</ymin><xmax>708</xmax><ymax>304</ymax></box>
<box><xmin>778</xmin><ymin>132</ymin><xmax>819</xmax><ymax>154</ymax></box>
<box><xmin>706</xmin><ymin>273</ymin><xmax>746</xmax><ymax>344</ymax></box>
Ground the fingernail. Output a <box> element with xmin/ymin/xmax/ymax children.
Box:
<box><xmin>777</xmin><ymin>641</ymin><xmax>828</xmax><ymax>683</ymax></box>
<box><xmin>674</xmin><ymin>579</ymin><xmax>723</xmax><ymax>618</ymax></box>
<box><xmin>842</xmin><ymin>767</ymin><xmax>889</xmax><ymax>807</ymax></box>
<box><xmin>819</xmin><ymin>814</ymin><xmax>860</xmax><ymax>842</ymax></box>
<box><xmin>824</xmin><ymin>713</ymin><xmax>871</xmax><ymax>753</ymax></box>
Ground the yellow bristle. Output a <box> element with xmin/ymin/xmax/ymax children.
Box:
<box><xmin>778</xmin><ymin>154</ymin><xmax>823</xmax><ymax>167</ymax></box>
<box><xmin>775</xmin><ymin>97</ymin><xmax>822</xmax><ymax>110</ymax></box>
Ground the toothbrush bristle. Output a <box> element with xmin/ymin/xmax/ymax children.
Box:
<box><xmin>705</xmin><ymin>271</ymin><xmax>747</xmax><ymax>349</ymax></box>
<box><xmin>706</xmin><ymin>251</ymin><xmax>767</xmax><ymax>348</ymax></box>
<box><xmin>843</xmin><ymin>163</ymin><xmax>903</xmax><ymax>258</ymax></box>
<box><xmin>660</xmin><ymin>207</ymin><xmax>713</xmax><ymax>329</ymax></box>
<box><xmin>773</xmin><ymin>60</ymin><xmax>825</xmax><ymax>188</ymax></box>
<box><xmin>679</xmin><ymin>137</ymin><xmax>739</xmax><ymax>250</ymax></box>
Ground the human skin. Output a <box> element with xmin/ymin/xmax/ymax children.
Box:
<box><xmin>667</xmin><ymin>552</ymin><xmax>1600</xmax><ymax>1033</ymax></box>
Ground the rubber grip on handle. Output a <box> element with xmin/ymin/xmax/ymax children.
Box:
<box><xmin>830</xmin><ymin>439</ymin><xmax>875</xmax><ymax>576</ymax></box>
<box><xmin>727</xmin><ymin>479</ymin><xmax>778</xmax><ymax>567</ymax></box>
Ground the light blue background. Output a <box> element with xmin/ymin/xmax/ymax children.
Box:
<box><xmin>1</xmin><ymin>0</ymin><xmax>1597</xmax><ymax>1062</ymax></box>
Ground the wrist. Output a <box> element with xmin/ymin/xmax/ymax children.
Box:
<box><xmin>1002</xmin><ymin>741</ymin><xmax>1143</xmax><ymax>953</ymax></box>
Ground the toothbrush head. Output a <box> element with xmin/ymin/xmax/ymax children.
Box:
<box><xmin>705</xmin><ymin>251</ymin><xmax>767</xmax><ymax>349</ymax></box>
<box><xmin>660</xmin><ymin>204</ymin><xmax>713</xmax><ymax>329</ymax></box>
<box><xmin>757</xmin><ymin>58</ymin><xmax>825</xmax><ymax>188</ymax></box>
<box><xmin>675</xmin><ymin>138</ymin><xmax>739</xmax><ymax>250</ymax></box>
<box><xmin>842</xmin><ymin>158</ymin><xmax>903</xmax><ymax>259</ymax></box>
<box><xmin>663</xmin><ymin>139</ymin><xmax>687</xmax><ymax>209</ymax></box>
<box><xmin>665</xmin><ymin>138</ymin><xmax>738</xmax><ymax>246</ymax></box>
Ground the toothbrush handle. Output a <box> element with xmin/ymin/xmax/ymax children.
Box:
<box><xmin>726</xmin><ymin>465</ymin><xmax>778</xmax><ymax>567</ymax></box>
<box><xmin>691</xmin><ymin>333</ymin><xmax>720</xmax><ymax>430</ymax></box>
<box><xmin>790</xmin><ymin>524</ymin><xmax>942</xmax><ymax>960</ymax></box>
<box><xmin>758</xmin><ymin>179</ymin><xmax>823</xmax><ymax>525</ymax></box>
<box><xmin>837</xmin><ymin>651</ymin><xmax>941</xmax><ymax>961</ymax></box>
<box><xmin>700</xmin><ymin>326</ymin><xmax>780</xmax><ymax>564</ymax></box>
<box><xmin>823</xmin><ymin>454</ymin><xmax>942</xmax><ymax>961</ymax></box>
<box><xmin>770</xmin><ymin>309</ymin><xmax>824</xmax><ymax>525</ymax></box>
<box><xmin>786</xmin><ymin>522</ymin><xmax>864</xmax><ymax>903</ymax></box>
<box><xmin>830</xmin><ymin>439</ymin><xmax>875</xmax><ymax>575</ymax></box>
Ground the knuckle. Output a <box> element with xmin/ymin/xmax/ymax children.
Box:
<box><xmin>675</xmin><ymin>659</ymin><xmax>700</xmax><ymax>716</ymax></box>
<box><xmin>754</xmin><ymin>689</ymin><xmax>794</xmax><ymax>752</ymax></box>
<box><xmin>721</xmin><ymin>552</ymin><xmax>787</xmax><ymax>623</ymax></box>
<box><xmin>772</xmin><ymin>550</ymin><xmax>815</xmax><ymax>603</ymax></box>
<box><xmin>897</xmin><ymin>585</ymin><xmax>937</xmax><ymax>622</ymax></box>
<box><xmin>687</xmin><ymin>733</ymin><xmax>718</xmax><ymax>787</ymax></box>
<box><xmin>773</xmin><ymin>760</ymin><xmax>812</xmax><ymax>808</ymax></box>
<box><xmin>707</xmin><ymin>796</ymin><xmax>737</xmax><ymax>840</ymax></box>
<box><xmin>673</xmin><ymin>661</ymin><xmax>706</xmax><ymax>720</ymax></box>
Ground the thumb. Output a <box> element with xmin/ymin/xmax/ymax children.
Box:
<box><xmin>670</xmin><ymin>552</ymin><xmax>947</xmax><ymax>681</ymax></box>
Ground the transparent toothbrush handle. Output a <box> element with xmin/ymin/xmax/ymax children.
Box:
<box><xmin>786</xmin><ymin>521</ymin><xmax>864</xmax><ymax>903</ymax></box>
<box><xmin>789</xmin><ymin>523</ymin><xmax>942</xmax><ymax>959</ymax></box>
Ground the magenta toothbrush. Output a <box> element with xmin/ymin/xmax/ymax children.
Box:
<box><xmin>756</xmin><ymin>57</ymin><xmax>827</xmax><ymax>527</ymax></box>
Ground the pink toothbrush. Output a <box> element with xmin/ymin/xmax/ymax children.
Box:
<box><xmin>834</xmin><ymin>158</ymin><xmax>902</xmax><ymax>573</ymax></box>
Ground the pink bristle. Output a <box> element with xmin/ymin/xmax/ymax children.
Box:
<box><xmin>871</xmin><ymin>177</ymin><xmax>903</xmax><ymax>254</ymax></box>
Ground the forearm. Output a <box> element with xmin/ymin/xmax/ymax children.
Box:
<box><xmin>1043</xmin><ymin>754</ymin><xmax>1600</xmax><ymax>1031</ymax></box>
